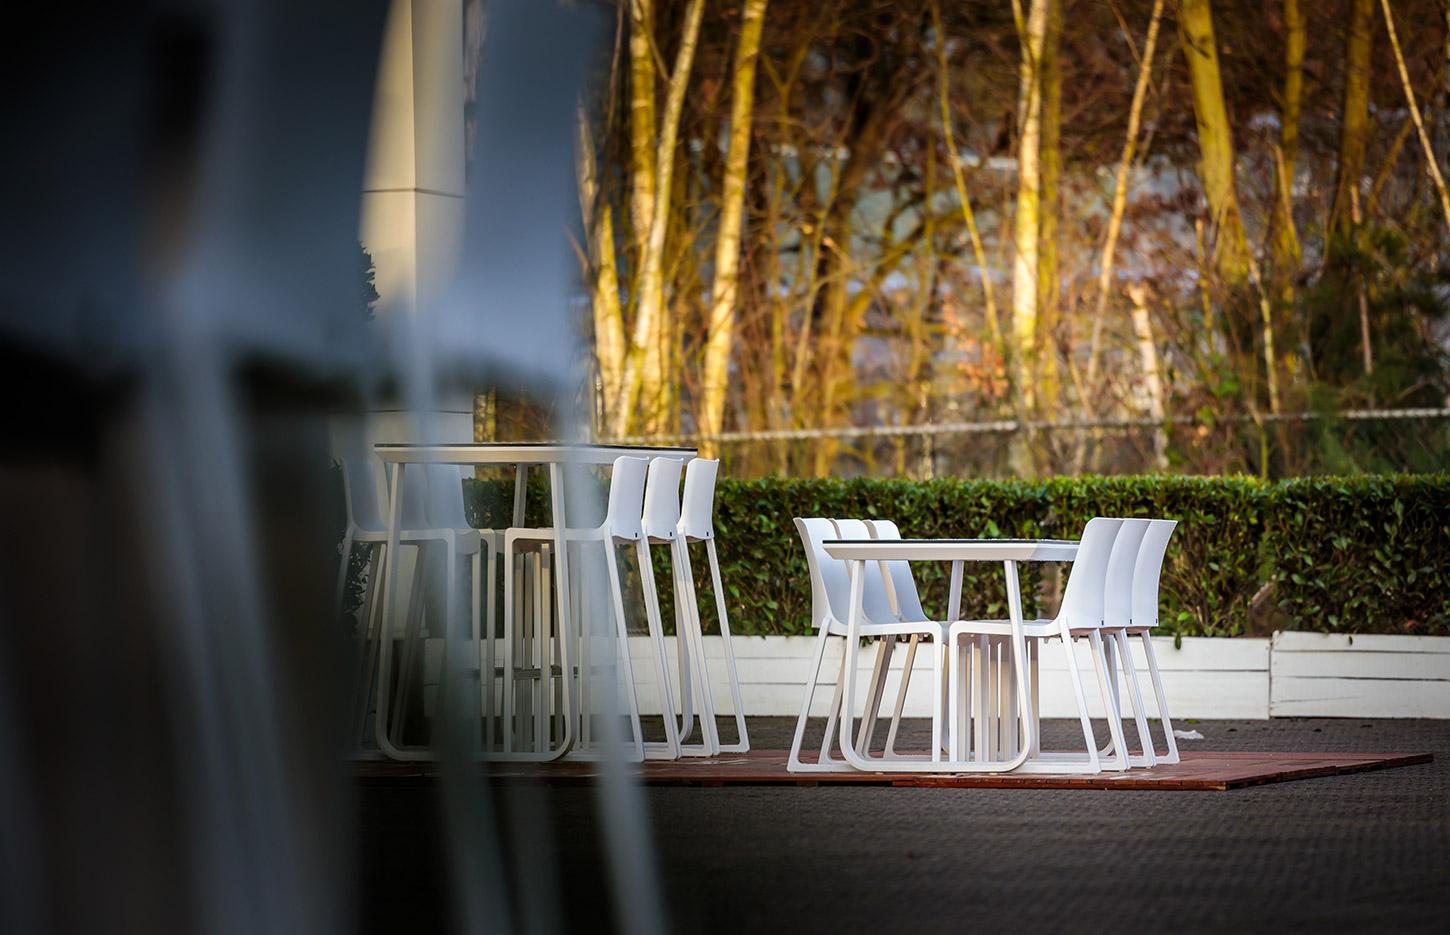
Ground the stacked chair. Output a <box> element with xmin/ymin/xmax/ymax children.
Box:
<box><xmin>337</xmin><ymin>457</ymin><xmax>498</xmax><ymax>761</ymax></box>
<box><xmin>501</xmin><ymin>455</ymin><xmax>749</xmax><ymax>761</ymax></box>
<box><xmin>788</xmin><ymin>513</ymin><xmax>1179</xmax><ymax>774</ymax></box>
<box><xmin>341</xmin><ymin>449</ymin><xmax>750</xmax><ymax>762</ymax></box>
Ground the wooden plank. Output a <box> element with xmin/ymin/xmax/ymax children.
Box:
<box><xmin>1269</xmin><ymin>676</ymin><xmax>1450</xmax><ymax>718</ymax></box>
<box><xmin>1272</xmin><ymin>650</ymin><xmax>1450</xmax><ymax>681</ymax></box>
<box><xmin>353</xmin><ymin>749</ymin><xmax>1432</xmax><ymax>792</ymax></box>
<box><xmin>1272</xmin><ymin>631</ymin><xmax>1450</xmax><ymax>655</ymax></box>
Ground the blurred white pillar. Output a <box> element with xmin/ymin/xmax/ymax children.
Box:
<box><xmin>360</xmin><ymin>0</ymin><xmax>470</xmax><ymax>444</ymax></box>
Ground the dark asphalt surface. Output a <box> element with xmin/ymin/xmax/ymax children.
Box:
<box><xmin>356</xmin><ymin>718</ymin><xmax>1449</xmax><ymax>934</ymax></box>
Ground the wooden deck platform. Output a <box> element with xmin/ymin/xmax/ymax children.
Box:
<box><xmin>355</xmin><ymin>749</ymin><xmax>1432</xmax><ymax>792</ymax></box>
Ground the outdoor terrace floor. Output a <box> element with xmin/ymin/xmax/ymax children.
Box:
<box><xmin>357</xmin><ymin>718</ymin><xmax>1450</xmax><ymax>933</ymax></box>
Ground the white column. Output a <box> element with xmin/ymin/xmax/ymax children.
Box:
<box><xmin>360</xmin><ymin>0</ymin><xmax>470</xmax><ymax>445</ymax></box>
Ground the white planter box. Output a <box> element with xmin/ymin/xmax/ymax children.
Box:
<box><xmin>629</xmin><ymin>634</ymin><xmax>1271</xmax><ymax>720</ymax></box>
<box><xmin>1269</xmin><ymin>631</ymin><xmax>1450</xmax><ymax>718</ymax></box>
<box><xmin>411</xmin><ymin>631</ymin><xmax>1450</xmax><ymax>720</ymax></box>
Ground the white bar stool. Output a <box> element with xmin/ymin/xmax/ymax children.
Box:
<box><xmin>672</xmin><ymin>458</ymin><xmax>750</xmax><ymax>753</ymax></box>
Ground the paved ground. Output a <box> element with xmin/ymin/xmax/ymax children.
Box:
<box><xmin>356</xmin><ymin>718</ymin><xmax>1449</xmax><ymax>933</ymax></box>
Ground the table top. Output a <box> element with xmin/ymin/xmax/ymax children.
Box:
<box><xmin>373</xmin><ymin>442</ymin><xmax>698</xmax><ymax>465</ymax></box>
<box><xmin>823</xmin><ymin>538</ymin><xmax>1079</xmax><ymax>562</ymax></box>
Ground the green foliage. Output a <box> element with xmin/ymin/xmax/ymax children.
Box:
<box><xmin>1264</xmin><ymin>475</ymin><xmax>1450</xmax><ymax>635</ymax></box>
<box><xmin>684</xmin><ymin>474</ymin><xmax>1447</xmax><ymax>638</ymax></box>
<box><xmin>340</xmin><ymin>473</ymin><xmax>1448</xmax><ymax>640</ymax></box>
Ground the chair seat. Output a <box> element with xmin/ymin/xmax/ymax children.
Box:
<box><xmin>353</xmin><ymin>525</ymin><xmax>483</xmax><ymax>553</ymax></box>
<box><xmin>507</xmin><ymin>526</ymin><xmax>616</xmax><ymax>548</ymax></box>
<box><xmin>948</xmin><ymin>618</ymin><xmax>1063</xmax><ymax>638</ymax></box>
<box><xmin>821</xmin><ymin>618</ymin><xmax>949</xmax><ymax>638</ymax></box>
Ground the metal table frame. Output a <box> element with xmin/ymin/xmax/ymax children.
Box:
<box><xmin>372</xmin><ymin>443</ymin><xmax>696</xmax><ymax>761</ymax></box>
<box><xmin>821</xmin><ymin>538</ymin><xmax>1078</xmax><ymax>773</ymax></box>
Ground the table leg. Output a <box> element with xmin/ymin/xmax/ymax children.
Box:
<box><xmin>837</xmin><ymin>560</ymin><xmax>868</xmax><ymax>768</ymax></box>
<box><xmin>513</xmin><ymin>463</ymin><xmax>528</xmax><ymax>526</ymax></box>
<box><xmin>376</xmin><ymin>463</ymin><xmax>425</xmax><ymax>760</ymax></box>
<box><xmin>546</xmin><ymin>463</ymin><xmax>576</xmax><ymax>760</ymax></box>
<box><xmin>947</xmin><ymin>560</ymin><xmax>964</xmax><ymax>622</ymax></box>
<box><xmin>1001</xmin><ymin>560</ymin><xmax>1035</xmax><ymax>758</ymax></box>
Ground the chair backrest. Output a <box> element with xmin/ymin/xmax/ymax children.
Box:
<box><xmin>794</xmin><ymin>517</ymin><xmax>857</xmax><ymax>629</ymax></box>
<box><xmin>641</xmin><ymin>456</ymin><xmax>686</xmax><ymax>540</ymax></box>
<box><xmin>1102</xmin><ymin>518</ymin><xmax>1151</xmax><ymax>627</ymax></box>
<box><xmin>603</xmin><ymin>456</ymin><xmax>649</xmax><ymax>540</ymax></box>
<box><xmin>1131</xmin><ymin>519</ymin><xmax>1178</xmax><ymax>628</ymax></box>
<box><xmin>424</xmin><ymin>464</ymin><xmax>472</xmax><ymax>531</ymax></box>
<box><xmin>1057</xmin><ymin>517</ymin><xmax>1125</xmax><ymax>626</ymax></box>
<box><xmin>865</xmin><ymin>519</ymin><xmax>928</xmax><ymax>622</ymax></box>
<box><xmin>341</xmin><ymin>455</ymin><xmax>385</xmax><ymax>533</ymax></box>
<box><xmin>677</xmin><ymin>457</ymin><xmax>719</xmax><ymax>540</ymax></box>
<box><xmin>794</xmin><ymin>517</ymin><xmax>842</xmax><ymax>629</ymax></box>
<box><xmin>831</xmin><ymin>519</ymin><xmax>900</xmax><ymax>624</ymax></box>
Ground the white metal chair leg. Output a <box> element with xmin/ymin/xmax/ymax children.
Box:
<box><xmin>334</xmin><ymin>529</ymin><xmax>355</xmax><ymax>621</ymax></box>
<box><xmin>1087</xmin><ymin>630</ymin><xmax>1130</xmax><ymax>771</ymax></box>
<box><xmin>1112</xmin><ymin>630</ymin><xmax>1156</xmax><ymax>767</ymax></box>
<box><xmin>470</xmin><ymin>551</ymin><xmax>483</xmax><ymax>754</ymax></box>
<box><xmin>603</xmin><ymin>542</ymin><xmax>647</xmax><ymax>761</ymax></box>
<box><xmin>1141</xmin><ymin>632</ymin><xmax>1180</xmax><ymax>764</ymax></box>
<box><xmin>674</xmin><ymin>581</ymin><xmax>694</xmax><ymax>745</ymax></box>
<box><xmin>482</xmin><ymin>543</ymin><xmax>497</xmax><ymax>752</ymax></box>
<box><xmin>351</xmin><ymin>543</ymin><xmax>384</xmax><ymax>748</ymax></box>
<box><xmin>704</xmin><ymin>539</ymin><xmax>750</xmax><ymax>752</ymax></box>
<box><xmin>671</xmin><ymin>539</ymin><xmax>718</xmax><ymax>756</ymax></box>
<box><xmin>501</xmin><ymin>548</ymin><xmax>518</xmax><ymax>753</ymax></box>
<box><xmin>972</xmin><ymin>635</ymin><xmax>988</xmax><ymax>762</ymax></box>
<box><xmin>535</xmin><ymin>548</ymin><xmax>551</xmax><ymax>755</ymax></box>
<box><xmin>817</xmin><ymin>647</ymin><xmax>851</xmax><ymax>769</ymax></box>
<box><xmin>634</xmin><ymin>539</ymin><xmax>682</xmax><ymax>759</ymax></box>
<box><xmin>787</xmin><ymin>626</ymin><xmax>851</xmax><ymax>772</ymax></box>
<box><xmin>389</xmin><ymin>550</ymin><xmax>428</xmax><ymax>749</ymax></box>
<box><xmin>856</xmin><ymin>637</ymin><xmax>894</xmax><ymax>754</ymax></box>
<box><xmin>883</xmin><ymin>635</ymin><xmax>919</xmax><ymax>757</ymax></box>
<box><xmin>948</xmin><ymin>635</ymin><xmax>963</xmax><ymax>762</ymax></box>
<box><xmin>1060</xmin><ymin>632</ymin><xmax>1103</xmax><ymax>773</ymax></box>
<box><xmin>1028</xmin><ymin>639</ymin><xmax>1041</xmax><ymax>757</ymax></box>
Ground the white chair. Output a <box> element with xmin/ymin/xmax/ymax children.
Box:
<box><xmin>833</xmin><ymin>518</ymin><xmax>942</xmax><ymax>762</ymax></box>
<box><xmin>946</xmin><ymin>517</ymin><xmax>1130</xmax><ymax>773</ymax></box>
<box><xmin>862</xmin><ymin>519</ymin><xmax>937</xmax><ymax>758</ymax></box>
<box><xmin>1114</xmin><ymin>518</ymin><xmax>1181</xmax><ymax>764</ymax></box>
<box><xmin>638</xmin><ymin>457</ymin><xmax>719</xmax><ymax>757</ymax></box>
<box><xmin>339</xmin><ymin>458</ymin><xmax>491</xmax><ymax>761</ymax></box>
<box><xmin>787</xmin><ymin>517</ymin><xmax>948</xmax><ymax>773</ymax></box>
<box><xmin>1098</xmin><ymin>518</ymin><xmax>1157</xmax><ymax>767</ymax></box>
<box><xmin>504</xmin><ymin>456</ymin><xmax>681</xmax><ymax>760</ymax></box>
<box><xmin>671</xmin><ymin>458</ymin><xmax>750</xmax><ymax>753</ymax></box>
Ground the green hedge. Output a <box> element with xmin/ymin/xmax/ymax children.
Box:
<box><xmin>453</xmin><ymin>474</ymin><xmax>1449</xmax><ymax>639</ymax></box>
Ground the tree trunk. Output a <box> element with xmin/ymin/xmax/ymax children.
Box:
<box><xmin>1331</xmin><ymin>0</ymin><xmax>1374</xmax><ymax>237</ymax></box>
<box><xmin>1127</xmin><ymin>283</ymin><xmax>1168</xmax><ymax>470</ymax></box>
<box><xmin>929</xmin><ymin>0</ymin><xmax>1001</xmax><ymax>354</ymax></box>
<box><xmin>699</xmin><ymin>0</ymin><xmax>768</xmax><ymax>456</ymax></box>
<box><xmin>1011</xmin><ymin>0</ymin><xmax>1048</xmax><ymax>419</ymax></box>
<box><xmin>614</xmin><ymin>0</ymin><xmax>706</xmax><ymax>437</ymax></box>
<box><xmin>1075</xmin><ymin>0</ymin><xmax>1163</xmax><ymax>471</ymax></box>
<box><xmin>577</xmin><ymin>110</ymin><xmax>626</xmax><ymax>425</ymax></box>
<box><xmin>626</xmin><ymin>0</ymin><xmax>657</xmax><ymax>263</ymax></box>
<box><xmin>1179</xmin><ymin>0</ymin><xmax>1249</xmax><ymax>283</ymax></box>
<box><xmin>1382</xmin><ymin>0</ymin><xmax>1450</xmax><ymax>238</ymax></box>
<box><xmin>1037</xmin><ymin>0</ymin><xmax>1064</xmax><ymax>413</ymax></box>
<box><xmin>1272</xmin><ymin>0</ymin><xmax>1305</xmax><ymax>274</ymax></box>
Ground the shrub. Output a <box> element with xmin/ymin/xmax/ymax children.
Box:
<box><xmin>1264</xmin><ymin>475</ymin><xmax>1450</xmax><ymax>635</ymax></box>
<box><xmin>438</xmin><ymin>473</ymin><xmax>1448</xmax><ymax>639</ymax></box>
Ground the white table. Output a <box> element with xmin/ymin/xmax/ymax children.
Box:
<box><xmin>372</xmin><ymin>443</ymin><xmax>696</xmax><ymax>761</ymax></box>
<box><xmin>821</xmin><ymin>538</ymin><xmax>1078</xmax><ymax>773</ymax></box>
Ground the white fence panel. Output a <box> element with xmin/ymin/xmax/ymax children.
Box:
<box><xmin>1269</xmin><ymin>632</ymin><xmax>1450</xmax><ymax>718</ymax></box>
